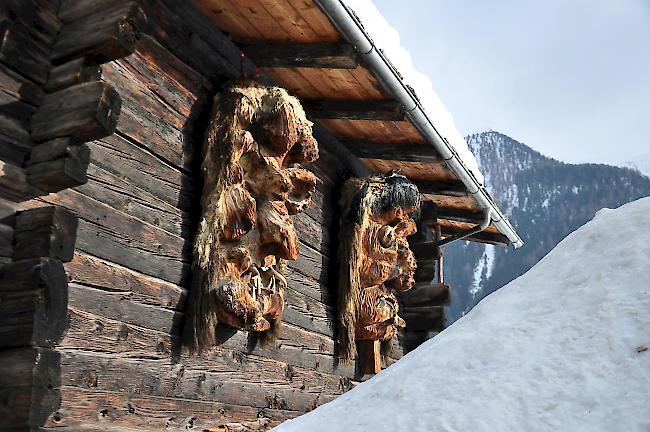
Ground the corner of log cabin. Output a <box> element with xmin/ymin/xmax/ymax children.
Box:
<box><xmin>0</xmin><ymin>0</ymin><xmax>521</xmax><ymax>430</ymax></box>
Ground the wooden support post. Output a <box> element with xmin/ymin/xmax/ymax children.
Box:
<box><xmin>347</xmin><ymin>141</ymin><xmax>442</xmax><ymax>163</ymax></box>
<box><xmin>302</xmin><ymin>100</ymin><xmax>406</xmax><ymax>121</ymax></box>
<box><xmin>242</xmin><ymin>43</ymin><xmax>359</xmax><ymax>68</ymax></box>
<box><xmin>434</xmin><ymin>224</ymin><xmax>443</xmax><ymax>284</ymax></box>
<box><xmin>51</xmin><ymin>2</ymin><xmax>146</xmax><ymax>65</ymax></box>
<box><xmin>358</xmin><ymin>340</ymin><xmax>381</xmax><ymax>375</ymax></box>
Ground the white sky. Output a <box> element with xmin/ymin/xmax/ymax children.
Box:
<box><xmin>373</xmin><ymin>0</ymin><xmax>650</xmax><ymax>165</ymax></box>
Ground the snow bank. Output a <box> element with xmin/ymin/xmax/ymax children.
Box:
<box><xmin>274</xmin><ymin>197</ymin><xmax>650</xmax><ymax>432</ymax></box>
<box><xmin>342</xmin><ymin>0</ymin><xmax>485</xmax><ymax>184</ymax></box>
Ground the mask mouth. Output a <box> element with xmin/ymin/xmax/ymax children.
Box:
<box><xmin>241</xmin><ymin>262</ymin><xmax>287</xmax><ymax>302</ymax></box>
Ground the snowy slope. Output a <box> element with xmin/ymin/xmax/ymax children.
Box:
<box><xmin>274</xmin><ymin>197</ymin><xmax>650</xmax><ymax>432</ymax></box>
<box><xmin>342</xmin><ymin>0</ymin><xmax>484</xmax><ymax>184</ymax></box>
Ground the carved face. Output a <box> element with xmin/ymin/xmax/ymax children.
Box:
<box><xmin>186</xmin><ymin>82</ymin><xmax>318</xmax><ymax>352</ymax></box>
<box><xmin>338</xmin><ymin>173</ymin><xmax>420</xmax><ymax>362</ymax></box>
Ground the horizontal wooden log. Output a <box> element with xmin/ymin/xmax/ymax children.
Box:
<box><xmin>13</xmin><ymin>206</ymin><xmax>79</xmax><ymax>261</ymax></box>
<box><xmin>47</xmin><ymin>386</ymin><xmax>295</xmax><ymax>430</ymax></box>
<box><xmin>413</xmin><ymin>179</ymin><xmax>468</xmax><ymax>197</ymax></box>
<box><xmin>0</xmin><ymin>258</ymin><xmax>69</xmax><ymax>347</ymax></box>
<box><xmin>51</xmin><ymin>2</ymin><xmax>146</xmax><ymax>65</ymax></box>
<box><xmin>402</xmin><ymin>305</ymin><xmax>445</xmax><ymax>332</ymax></box>
<box><xmin>0</xmin><ymin>115</ymin><xmax>32</xmax><ymax>166</ymax></box>
<box><xmin>30</xmin><ymin>81</ymin><xmax>122</xmax><ymax>143</ymax></box>
<box><xmin>44</xmin><ymin>58</ymin><xmax>103</xmax><ymax>93</ymax></box>
<box><xmin>0</xmin><ymin>222</ymin><xmax>12</xmax><ymax>259</ymax></box>
<box><xmin>439</xmin><ymin>226</ymin><xmax>510</xmax><ymax>246</ymax></box>
<box><xmin>435</xmin><ymin>207</ymin><xmax>487</xmax><ymax>225</ymax></box>
<box><xmin>303</xmin><ymin>99</ymin><xmax>406</xmax><ymax>121</ymax></box>
<box><xmin>89</xmin><ymin>134</ymin><xmax>194</xmax><ymax>212</ymax></box>
<box><xmin>347</xmin><ymin>141</ymin><xmax>442</xmax><ymax>163</ymax></box>
<box><xmin>413</xmin><ymin>259</ymin><xmax>436</xmax><ymax>283</ymax></box>
<box><xmin>243</xmin><ymin>43</ymin><xmax>358</xmax><ymax>69</ymax></box>
<box><xmin>0</xmin><ymin>20</ymin><xmax>50</xmax><ymax>85</ymax></box>
<box><xmin>65</xmin><ymin>252</ymin><xmax>187</xmax><ymax>310</ymax></box>
<box><xmin>1</xmin><ymin>0</ymin><xmax>61</xmax><ymax>46</ymax></box>
<box><xmin>399</xmin><ymin>282</ymin><xmax>451</xmax><ymax>307</ymax></box>
<box><xmin>26</xmin><ymin>144</ymin><xmax>91</xmax><ymax>192</ymax></box>
<box><xmin>0</xmin><ymin>160</ymin><xmax>42</xmax><ymax>202</ymax></box>
<box><xmin>40</xmin><ymin>189</ymin><xmax>190</xmax><ymax>285</ymax></box>
<box><xmin>0</xmin><ymin>62</ymin><xmax>45</xmax><ymax>106</ymax></box>
<box><xmin>26</xmin><ymin>137</ymin><xmax>84</xmax><ymax>165</ymax></box>
<box><xmin>0</xmin><ymin>347</ymin><xmax>61</xmax><ymax>429</ymax></box>
<box><xmin>58</xmin><ymin>350</ymin><xmax>342</xmax><ymax>415</ymax></box>
<box><xmin>410</xmin><ymin>241</ymin><xmax>439</xmax><ymax>262</ymax></box>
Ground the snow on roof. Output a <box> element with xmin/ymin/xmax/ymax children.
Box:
<box><xmin>274</xmin><ymin>196</ymin><xmax>650</xmax><ymax>431</ymax></box>
<box><xmin>342</xmin><ymin>0</ymin><xmax>485</xmax><ymax>185</ymax></box>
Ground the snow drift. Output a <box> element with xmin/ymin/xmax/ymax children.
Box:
<box><xmin>274</xmin><ymin>197</ymin><xmax>650</xmax><ymax>432</ymax></box>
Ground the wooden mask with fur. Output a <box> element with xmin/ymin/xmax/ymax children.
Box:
<box><xmin>186</xmin><ymin>81</ymin><xmax>319</xmax><ymax>353</ymax></box>
<box><xmin>338</xmin><ymin>173</ymin><xmax>420</xmax><ymax>362</ymax></box>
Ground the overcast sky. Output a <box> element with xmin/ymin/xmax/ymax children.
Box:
<box><xmin>373</xmin><ymin>0</ymin><xmax>650</xmax><ymax>165</ymax></box>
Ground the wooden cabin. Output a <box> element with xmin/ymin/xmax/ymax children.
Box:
<box><xmin>0</xmin><ymin>0</ymin><xmax>522</xmax><ymax>430</ymax></box>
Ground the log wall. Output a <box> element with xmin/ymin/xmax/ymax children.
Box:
<box><xmin>0</xmin><ymin>1</ymin><xmax>404</xmax><ymax>430</ymax></box>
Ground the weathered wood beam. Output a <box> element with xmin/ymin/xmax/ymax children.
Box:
<box><xmin>439</xmin><ymin>226</ymin><xmax>510</xmax><ymax>245</ymax></box>
<box><xmin>414</xmin><ymin>179</ymin><xmax>468</xmax><ymax>197</ymax></box>
<box><xmin>358</xmin><ymin>340</ymin><xmax>381</xmax><ymax>375</ymax></box>
<box><xmin>51</xmin><ymin>2</ymin><xmax>146</xmax><ymax>65</ymax></box>
<box><xmin>30</xmin><ymin>81</ymin><xmax>121</xmax><ymax>143</ymax></box>
<box><xmin>44</xmin><ymin>58</ymin><xmax>102</xmax><ymax>93</ymax></box>
<box><xmin>26</xmin><ymin>140</ymin><xmax>91</xmax><ymax>192</ymax></box>
<box><xmin>242</xmin><ymin>43</ymin><xmax>359</xmax><ymax>69</ymax></box>
<box><xmin>435</xmin><ymin>207</ymin><xmax>486</xmax><ymax>225</ymax></box>
<box><xmin>303</xmin><ymin>100</ymin><xmax>405</xmax><ymax>121</ymax></box>
<box><xmin>13</xmin><ymin>206</ymin><xmax>79</xmax><ymax>262</ymax></box>
<box><xmin>346</xmin><ymin>140</ymin><xmax>442</xmax><ymax>163</ymax></box>
<box><xmin>400</xmin><ymin>282</ymin><xmax>451</xmax><ymax>308</ymax></box>
<box><xmin>0</xmin><ymin>347</ymin><xmax>61</xmax><ymax>429</ymax></box>
<box><xmin>0</xmin><ymin>160</ymin><xmax>42</xmax><ymax>202</ymax></box>
<box><xmin>402</xmin><ymin>305</ymin><xmax>445</xmax><ymax>332</ymax></box>
<box><xmin>0</xmin><ymin>258</ymin><xmax>69</xmax><ymax>347</ymax></box>
<box><xmin>0</xmin><ymin>19</ymin><xmax>51</xmax><ymax>85</ymax></box>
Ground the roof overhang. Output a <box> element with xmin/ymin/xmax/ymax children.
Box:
<box><xmin>193</xmin><ymin>0</ymin><xmax>523</xmax><ymax>248</ymax></box>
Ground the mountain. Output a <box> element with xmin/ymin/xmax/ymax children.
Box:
<box><xmin>443</xmin><ymin>131</ymin><xmax>650</xmax><ymax>323</ymax></box>
<box><xmin>622</xmin><ymin>154</ymin><xmax>650</xmax><ymax>179</ymax></box>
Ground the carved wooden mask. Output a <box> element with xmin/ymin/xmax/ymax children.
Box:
<box><xmin>186</xmin><ymin>81</ymin><xmax>319</xmax><ymax>353</ymax></box>
<box><xmin>338</xmin><ymin>173</ymin><xmax>420</xmax><ymax>363</ymax></box>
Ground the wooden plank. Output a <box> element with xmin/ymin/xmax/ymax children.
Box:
<box><xmin>51</xmin><ymin>2</ymin><xmax>146</xmax><ymax>65</ymax></box>
<box><xmin>242</xmin><ymin>43</ymin><xmax>358</xmax><ymax>68</ymax></box>
<box><xmin>0</xmin><ymin>258</ymin><xmax>69</xmax><ymax>348</ymax></box>
<box><xmin>31</xmin><ymin>81</ymin><xmax>122</xmax><ymax>143</ymax></box>
<box><xmin>303</xmin><ymin>99</ymin><xmax>405</xmax><ymax>121</ymax></box>
<box><xmin>0</xmin><ymin>115</ymin><xmax>32</xmax><ymax>166</ymax></box>
<box><xmin>0</xmin><ymin>62</ymin><xmax>45</xmax><ymax>106</ymax></box>
<box><xmin>357</xmin><ymin>340</ymin><xmax>381</xmax><ymax>375</ymax></box>
<box><xmin>347</xmin><ymin>141</ymin><xmax>441</xmax><ymax>163</ymax></box>
<box><xmin>436</xmin><ymin>207</ymin><xmax>486</xmax><ymax>224</ymax></box>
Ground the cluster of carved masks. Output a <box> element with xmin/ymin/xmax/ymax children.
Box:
<box><xmin>337</xmin><ymin>173</ymin><xmax>421</xmax><ymax>363</ymax></box>
<box><xmin>185</xmin><ymin>81</ymin><xmax>319</xmax><ymax>353</ymax></box>
<box><xmin>184</xmin><ymin>81</ymin><xmax>420</xmax><ymax>368</ymax></box>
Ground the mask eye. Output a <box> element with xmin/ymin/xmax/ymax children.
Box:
<box><xmin>378</xmin><ymin>225</ymin><xmax>396</xmax><ymax>248</ymax></box>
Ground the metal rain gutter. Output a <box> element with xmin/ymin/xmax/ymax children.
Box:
<box><xmin>314</xmin><ymin>0</ymin><xmax>524</xmax><ymax>249</ymax></box>
<box><xmin>437</xmin><ymin>208</ymin><xmax>492</xmax><ymax>247</ymax></box>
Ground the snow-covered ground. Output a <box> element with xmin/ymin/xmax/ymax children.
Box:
<box><xmin>274</xmin><ymin>197</ymin><xmax>650</xmax><ymax>432</ymax></box>
<box><xmin>343</xmin><ymin>0</ymin><xmax>484</xmax><ymax>185</ymax></box>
